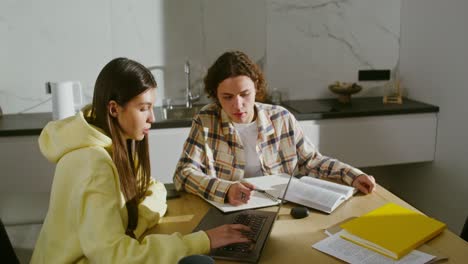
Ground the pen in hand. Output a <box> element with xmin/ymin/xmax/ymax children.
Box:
<box><xmin>251</xmin><ymin>187</ymin><xmax>278</xmax><ymax>202</ymax></box>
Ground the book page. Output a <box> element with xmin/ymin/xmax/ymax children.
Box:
<box><xmin>285</xmin><ymin>179</ymin><xmax>345</xmax><ymax>213</ymax></box>
<box><xmin>245</xmin><ymin>174</ymin><xmax>290</xmax><ymax>195</ymax></box>
<box><xmin>300</xmin><ymin>176</ymin><xmax>355</xmax><ymax>198</ymax></box>
<box><xmin>312</xmin><ymin>230</ymin><xmax>435</xmax><ymax>264</ymax></box>
<box><xmin>340</xmin><ymin>229</ymin><xmax>396</xmax><ymax>258</ymax></box>
<box><xmin>201</xmin><ymin>175</ymin><xmax>289</xmax><ymax>213</ymax></box>
<box><xmin>243</xmin><ymin>174</ymin><xmax>349</xmax><ymax>213</ymax></box>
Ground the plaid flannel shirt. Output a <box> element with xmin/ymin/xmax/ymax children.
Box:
<box><xmin>173</xmin><ymin>103</ymin><xmax>364</xmax><ymax>203</ymax></box>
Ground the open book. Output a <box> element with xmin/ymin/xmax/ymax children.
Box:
<box><xmin>204</xmin><ymin>174</ymin><xmax>355</xmax><ymax>214</ymax></box>
<box><xmin>279</xmin><ymin>175</ymin><xmax>356</xmax><ymax>214</ymax></box>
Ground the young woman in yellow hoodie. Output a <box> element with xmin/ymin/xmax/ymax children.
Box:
<box><xmin>31</xmin><ymin>58</ymin><xmax>250</xmax><ymax>263</ymax></box>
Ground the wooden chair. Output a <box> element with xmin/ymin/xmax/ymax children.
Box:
<box><xmin>461</xmin><ymin>216</ymin><xmax>468</xmax><ymax>242</ymax></box>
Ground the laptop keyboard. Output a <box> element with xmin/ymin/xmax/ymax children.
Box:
<box><xmin>194</xmin><ymin>208</ymin><xmax>277</xmax><ymax>263</ymax></box>
<box><xmin>221</xmin><ymin>213</ymin><xmax>267</xmax><ymax>253</ymax></box>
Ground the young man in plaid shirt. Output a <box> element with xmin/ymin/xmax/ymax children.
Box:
<box><xmin>173</xmin><ymin>51</ymin><xmax>375</xmax><ymax>206</ymax></box>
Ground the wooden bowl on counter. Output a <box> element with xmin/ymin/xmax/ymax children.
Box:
<box><xmin>328</xmin><ymin>82</ymin><xmax>362</xmax><ymax>104</ymax></box>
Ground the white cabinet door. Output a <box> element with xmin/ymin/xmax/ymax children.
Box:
<box><xmin>148</xmin><ymin>127</ymin><xmax>191</xmax><ymax>183</ymax></box>
<box><xmin>299</xmin><ymin>113</ymin><xmax>437</xmax><ymax>168</ymax></box>
<box><xmin>0</xmin><ymin>136</ymin><xmax>55</xmax><ymax>224</ymax></box>
<box><xmin>0</xmin><ymin>136</ymin><xmax>55</xmax><ymax>193</ymax></box>
<box><xmin>147</xmin><ymin>113</ymin><xmax>438</xmax><ymax>182</ymax></box>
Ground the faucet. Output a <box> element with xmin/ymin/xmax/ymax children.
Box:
<box><xmin>184</xmin><ymin>60</ymin><xmax>199</xmax><ymax>108</ymax></box>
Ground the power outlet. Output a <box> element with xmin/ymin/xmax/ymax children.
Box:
<box><xmin>358</xmin><ymin>70</ymin><xmax>391</xmax><ymax>81</ymax></box>
<box><xmin>45</xmin><ymin>82</ymin><xmax>52</xmax><ymax>94</ymax></box>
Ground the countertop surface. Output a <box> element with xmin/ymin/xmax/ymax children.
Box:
<box><xmin>0</xmin><ymin>97</ymin><xmax>439</xmax><ymax>137</ymax></box>
<box><xmin>281</xmin><ymin>97</ymin><xmax>439</xmax><ymax>120</ymax></box>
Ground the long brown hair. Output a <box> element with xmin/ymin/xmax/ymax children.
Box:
<box><xmin>88</xmin><ymin>57</ymin><xmax>156</xmax><ymax>238</ymax></box>
<box><xmin>204</xmin><ymin>50</ymin><xmax>267</xmax><ymax>103</ymax></box>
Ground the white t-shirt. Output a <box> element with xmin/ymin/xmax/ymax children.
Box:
<box><xmin>233</xmin><ymin>122</ymin><xmax>262</xmax><ymax>178</ymax></box>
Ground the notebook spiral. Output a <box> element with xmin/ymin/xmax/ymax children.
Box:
<box><xmin>255</xmin><ymin>189</ymin><xmax>279</xmax><ymax>202</ymax></box>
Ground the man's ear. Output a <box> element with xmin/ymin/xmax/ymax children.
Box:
<box><xmin>108</xmin><ymin>100</ymin><xmax>119</xmax><ymax>118</ymax></box>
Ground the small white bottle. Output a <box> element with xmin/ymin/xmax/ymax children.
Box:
<box><xmin>271</xmin><ymin>88</ymin><xmax>282</xmax><ymax>105</ymax></box>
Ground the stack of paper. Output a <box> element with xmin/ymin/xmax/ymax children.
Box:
<box><xmin>339</xmin><ymin>203</ymin><xmax>446</xmax><ymax>260</ymax></box>
<box><xmin>313</xmin><ymin>230</ymin><xmax>437</xmax><ymax>264</ymax></box>
<box><xmin>313</xmin><ymin>215</ymin><xmax>448</xmax><ymax>264</ymax></box>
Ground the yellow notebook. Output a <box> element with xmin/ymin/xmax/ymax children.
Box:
<box><xmin>340</xmin><ymin>203</ymin><xmax>446</xmax><ymax>260</ymax></box>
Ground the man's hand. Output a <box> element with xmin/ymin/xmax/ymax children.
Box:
<box><xmin>352</xmin><ymin>174</ymin><xmax>376</xmax><ymax>194</ymax></box>
<box><xmin>226</xmin><ymin>182</ymin><xmax>255</xmax><ymax>206</ymax></box>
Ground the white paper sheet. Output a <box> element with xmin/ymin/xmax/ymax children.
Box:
<box><xmin>312</xmin><ymin>230</ymin><xmax>435</xmax><ymax>264</ymax></box>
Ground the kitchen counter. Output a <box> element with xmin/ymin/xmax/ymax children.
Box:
<box><xmin>0</xmin><ymin>112</ymin><xmax>52</xmax><ymax>137</ymax></box>
<box><xmin>282</xmin><ymin>97</ymin><xmax>439</xmax><ymax>119</ymax></box>
<box><xmin>0</xmin><ymin>97</ymin><xmax>439</xmax><ymax>136</ymax></box>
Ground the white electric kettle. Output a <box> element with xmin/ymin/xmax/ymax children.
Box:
<box><xmin>47</xmin><ymin>81</ymin><xmax>82</xmax><ymax>120</ymax></box>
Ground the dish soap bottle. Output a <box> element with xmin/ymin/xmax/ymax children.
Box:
<box><xmin>271</xmin><ymin>88</ymin><xmax>282</xmax><ymax>105</ymax></box>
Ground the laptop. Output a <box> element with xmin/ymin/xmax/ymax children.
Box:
<box><xmin>193</xmin><ymin>173</ymin><xmax>296</xmax><ymax>263</ymax></box>
<box><xmin>193</xmin><ymin>207</ymin><xmax>277</xmax><ymax>263</ymax></box>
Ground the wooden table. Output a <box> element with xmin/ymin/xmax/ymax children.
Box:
<box><xmin>149</xmin><ymin>185</ymin><xmax>468</xmax><ymax>263</ymax></box>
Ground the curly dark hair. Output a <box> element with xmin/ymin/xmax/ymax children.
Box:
<box><xmin>204</xmin><ymin>51</ymin><xmax>267</xmax><ymax>103</ymax></box>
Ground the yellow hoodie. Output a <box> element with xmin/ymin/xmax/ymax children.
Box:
<box><xmin>31</xmin><ymin>110</ymin><xmax>210</xmax><ymax>264</ymax></box>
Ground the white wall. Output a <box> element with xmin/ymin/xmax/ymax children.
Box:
<box><xmin>0</xmin><ymin>0</ymin><xmax>166</xmax><ymax>112</ymax></box>
<box><xmin>365</xmin><ymin>0</ymin><xmax>468</xmax><ymax>234</ymax></box>
<box><xmin>162</xmin><ymin>0</ymin><xmax>267</xmax><ymax>102</ymax></box>
<box><xmin>266</xmin><ymin>0</ymin><xmax>400</xmax><ymax>100</ymax></box>
<box><xmin>0</xmin><ymin>0</ymin><xmax>267</xmax><ymax>114</ymax></box>
<box><xmin>0</xmin><ymin>0</ymin><xmax>400</xmax><ymax>114</ymax></box>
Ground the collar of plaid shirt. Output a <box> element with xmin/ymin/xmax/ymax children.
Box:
<box><xmin>219</xmin><ymin>103</ymin><xmax>276</xmax><ymax>139</ymax></box>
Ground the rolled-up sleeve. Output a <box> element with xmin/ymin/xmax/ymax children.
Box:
<box><xmin>173</xmin><ymin>119</ymin><xmax>232</xmax><ymax>203</ymax></box>
<box><xmin>292</xmin><ymin>116</ymin><xmax>364</xmax><ymax>185</ymax></box>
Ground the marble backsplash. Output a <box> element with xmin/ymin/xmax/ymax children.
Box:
<box><xmin>0</xmin><ymin>0</ymin><xmax>400</xmax><ymax>114</ymax></box>
<box><xmin>266</xmin><ymin>0</ymin><xmax>401</xmax><ymax>101</ymax></box>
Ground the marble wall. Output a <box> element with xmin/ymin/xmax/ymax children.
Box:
<box><xmin>266</xmin><ymin>0</ymin><xmax>400</xmax><ymax>100</ymax></box>
<box><xmin>0</xmin><ymin>0</ymin><xmax>400</xmax><ymax>114</ymax></box>
<box><xmin>162</xmin><ymin>0</ymin><xmax>266</xmax><ymax>104</ymax></box>
<box><xmin>0</xmin><ymin>0</ymin><xmax>166</xmax><ymax>114</ymax></box>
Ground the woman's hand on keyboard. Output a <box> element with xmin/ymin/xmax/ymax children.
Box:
<box><xmin>205</xmin><ymin>224</ymin><xmax>252</xmax><ymax>249</ymax></box>
<box><xmin>226</xmin><ymin>182</ymin><xmax>255</xmax><ymax>206</ymax></box>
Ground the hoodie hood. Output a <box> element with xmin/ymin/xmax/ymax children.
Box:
<box><xmin>39</xmin><ymin>107</ymin><xmax>112</xmax><ymax>163</ymax></box>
